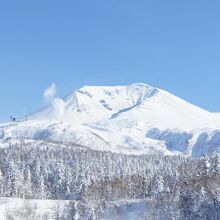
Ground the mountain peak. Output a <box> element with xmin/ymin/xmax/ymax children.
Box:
<box><xmin>63</xmin><ymin>83</ymin><xmax>159</xmax><ymax>120</ymax></box>
<box><xmin>75</xmin><ymin>83</ymin><xmax>157</xmax><ymax>94</ymax></box>
<box><xmin>1</xmin><ymin>83</ymin><xmax>220</xmax><ymax>156</ymax></box>
<box><xmin>73</xmin><ymin>83</ymin><xmax>159</xmax><ymax>105</ymax></box>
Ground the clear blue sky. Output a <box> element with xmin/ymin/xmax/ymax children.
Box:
<box><xmin>0</xmin><ymin>0</ymin><xmax>220</xmax><ymax>122</ymax></box>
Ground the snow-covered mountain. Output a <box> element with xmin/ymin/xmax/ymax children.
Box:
<box><xmin>1</xmin><ymin>83</ymin><xmax>220</xmax><ymax>156</ymax></box>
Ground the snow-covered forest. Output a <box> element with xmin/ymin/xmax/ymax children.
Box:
<box><xmin>0</xmin><ymin>140</ymin><xmax>220</xmax><ymax>219</ymax></box>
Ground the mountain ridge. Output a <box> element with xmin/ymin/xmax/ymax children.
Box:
<box><xmin>1</xmin><ymin>83</ymin><xmax>220</xmax><ymax>156</ymax></box>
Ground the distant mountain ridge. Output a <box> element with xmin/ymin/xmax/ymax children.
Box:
<box><xmin>1</xmin><ymin>83</ymin><xmax>220</xmax><ymax>156</ymax></box>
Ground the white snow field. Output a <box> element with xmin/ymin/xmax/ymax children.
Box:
<box><xmin>1</xmin><ymin>83</ymin><xmax>220</xmax><ymax>156</ymax></box>
<box><xmin>0</xmin><ymin>198</ymin><xmax>151</xmax><ymax>220</ymax></box>
<box><xmin>0</xmin><ymin>197</ymin><xmax>68</xmax><ymax>220</ymax></box>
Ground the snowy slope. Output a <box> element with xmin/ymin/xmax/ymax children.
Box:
<box><xmin>1</xmin><ymin>83</ymin><xmax>220</xmax><ymax>156</ymax></box>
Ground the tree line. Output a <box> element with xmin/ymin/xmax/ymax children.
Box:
<box><xmin>0</xmin><ymin>140</ymin><xmax>220</xmax><ymax>219</ymax></box>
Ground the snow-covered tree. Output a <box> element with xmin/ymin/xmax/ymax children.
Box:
<box><xmin>178</xmin><ymin>187</ymin><xmax>195</xmax><ymax>220</ymax></box>
<box><xmin>153</xmin><ymin>175</ymin><xmax>164</xmax><ymax>198</ymax></box>
<box><xmin>4</xmin><ymin>161</ymin><xmax>21</xmax><ymax>197</ymax></box>
<box><xmin>52</xmin><ymin>162</ymin><xmax>64</xmax><ymax>199</ymax></box>
<box><xmin>38</xmin><ymin>173</ymin><xmax>46</xmax><ymax>199</ymax></box>
<box><xmin>199</xmin><ymin>155</ymin><xmax>210</xmax><ymax>177</ymax></box>
<box><xmin>211</xmin><ymin>153</ymin><xmax>220</xmax><ymax>177</ymax></box>
<box><xmin>23</xmin><ymin>165</ymin><xmax>32</xmax><ymax>198</ymax></box>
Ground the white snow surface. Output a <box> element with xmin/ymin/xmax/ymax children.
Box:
<box><xmin>0</xmin><ymin>197</ymin><xmax>150</xmax><ymax>220</ymax></box>
<box><xmin>1</xmin><ymin>83</ymin><xmax>220</xmax><ymax>156</ymax></box>
<box><xmin>0</xmin><ymin>197</ymin><xmax>68</xmax><ymax>220</ymax></box>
